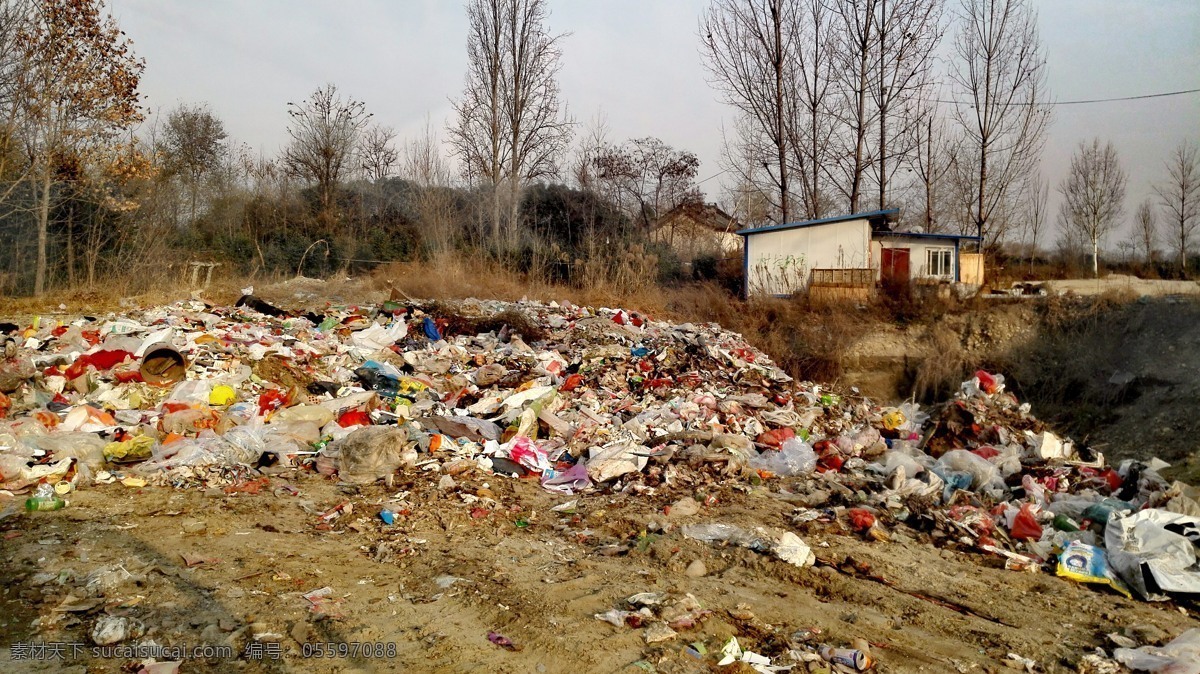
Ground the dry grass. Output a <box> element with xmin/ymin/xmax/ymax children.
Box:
<box><xmin>911</xmin><ymin>323</ymin><xmax>972</xmax><ymax>402</ymax></box>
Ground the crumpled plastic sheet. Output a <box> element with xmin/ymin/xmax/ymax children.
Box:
<box><xmin>1115</xmin><ymin>628</ymin><xmax>1200</xmax><ymax>674</ymax></box>
<box><xmin>1106</xmin><ymin>509</ymin><xmax>1200</xmax><ymax>600</ymax></box>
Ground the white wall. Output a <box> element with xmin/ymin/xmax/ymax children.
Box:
<box><xmin>745</xmin><ymin>219</ymin><xmax>872</xmax><ymax>295</ymax></box>
<box><xmin>872</xmin><ymin>237</ymin><xmax>957</xmax><ymax>281</ymax></box>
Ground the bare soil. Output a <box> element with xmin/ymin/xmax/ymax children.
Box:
<box><xmin>3</xmin><ymin>468</ymin><xmax>1195</xmax><ymax>674</ymax></box>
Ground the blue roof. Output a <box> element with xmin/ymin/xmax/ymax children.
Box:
<box><xmin>736</xmin><ymin>208</ymin><xmax>899</xmax><ymax>236</ymax></box>
<box><xmin>875</xmin><ymin>231</ymin><xmax>983</xmax><ymax>242</ymax></box>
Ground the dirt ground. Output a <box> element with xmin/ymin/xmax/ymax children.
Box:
<box><xmin>2</xmin><ymin>465</ymin><xmax>1196</xmax><ymax>674</ymax></box>
<box><xmin>1040</xmin><ymin>275</ymin><xmax>1200</xmax><ymax>298</ymax></box>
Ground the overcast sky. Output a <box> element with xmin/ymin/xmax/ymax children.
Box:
<box><xmin>109</xmin><ymin>0</ymin><xmax>1198</xmax><ymax>244</ymax></box>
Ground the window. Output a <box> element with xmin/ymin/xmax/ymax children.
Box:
<box><xmin>926</xmin><ymin>248</ymin><xmax>953</xmax><ymax>278</ymax></box>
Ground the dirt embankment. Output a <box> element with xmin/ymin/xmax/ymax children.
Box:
<box><xmin>840</xmin><ymin>296</ymin><xmax>1200</xmax><ymax>477</ymax></box>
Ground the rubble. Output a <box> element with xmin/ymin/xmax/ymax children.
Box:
<box><xmin>0</xmin><ymin>295</ymin><xmax>1196</xmax><ymax>670</ymax></box>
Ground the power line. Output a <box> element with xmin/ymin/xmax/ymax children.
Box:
<box><xmin>696</xmin><ymin>168</ymin><xmax>729</xmax><ymax>185</ymax></box>
<box><xmin>694</xmin><ymin>87</ymin><xmax>1196</xmax><ymax>187</ymax></box>
<box><xmin>930</xmin><ymin>87</ymin><xmax>1200</xmax><ymax>106</ymax></box>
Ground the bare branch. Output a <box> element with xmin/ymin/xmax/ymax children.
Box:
<box><xmin>949</xmin><ymin>0</ymin><xmax>1050</xmax><ymax>246</ymax></box>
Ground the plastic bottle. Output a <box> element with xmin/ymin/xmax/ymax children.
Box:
<box><xmin>25</xmin><ymin>484</ymin><xmax>65</xmax><ymax>511</ymax></box>
<box><xmin>25</xmin><ymin>495</ymin><xmax>66</xmax><ymax>511</ymax></box>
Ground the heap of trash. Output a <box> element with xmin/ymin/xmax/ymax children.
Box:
<box><xmin>1</xmin><ymin>294</ymin><xmax>1198</xmax><ymax>672</ymax></box>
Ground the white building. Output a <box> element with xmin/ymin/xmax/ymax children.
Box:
<box><xmin>738</xmin><ymin>208</ymin><xmax>982</xmax><ymax>297</ymax></box>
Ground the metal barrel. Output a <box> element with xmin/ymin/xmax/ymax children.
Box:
<box><xmin>140</xmin><ymin>343</ymin><xmax>188</xmax><ymax>385</ymax></box>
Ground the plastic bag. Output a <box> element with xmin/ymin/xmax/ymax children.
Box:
<box><xmin>0</xmin><ymin>453</ymin><xmax>30</xmax><ymax>481</ymax></box>
<box><xmin>750</xmin><ymin>438</ymin><xmax>816</xmax><ymax>477</ymax></box>
<box><xmin>1056</xmin><ymin>540</ymin><xmax>1132</xmax><ymax>599</ymax></box>
<box><xmin>30</xmin><ymin>433</ymin><xmax>107</xmax><ymax>483</ymax></box>
<box><xmin>992</xmin><ymin>445</ymin><xmax>1023</xmax><ymax>477</ymax></box>
<box><xmin>873</xmin><ymin>450</ymin><xmax>926</xmax><ymax>479</ymax></box>
<box><xmin>221</xmin><ymin>425</ymin><xmax>272</xmax><ymax>464</ymax></box>
<box><xmin>1106</xmin><ymin>509</ymin><xmax>1200</xmax><ymax>600</ymax></box>
<box><xmin>1115</xmin><ymin>628</ymin><xmax>1200</xmax><ymax>674</ymax></box>
<box><xmin>135</xmin><ymin>437</ymin><xmax>229</xmax><ymax>471</ymax></box>
<box><xmin>168</xmin><ymin>380</ymin><xmax>212</xmax><ymax>405</ymax></box>
<box><xmin>936</xmin><ymin>450</ymin><xmax>1001</xmax><ymax>491</ymax></box>
<box><xmin>505</xmin><ymin>436</ymin><xmax>551</xmax><ymax>473</ymax></box>
<box><xmin>272</xmin><ymin>404</ymin><xmax>335</xmax><ymax>427</ymax></box>
<box><xmin>682</xmin><ymin>523</ymin><xmax>771</xmax><ymax>552</ymax></box>
<box><xmin>1010</xmin><ymin>502</ymin><xmax>1043</xmax><ymax>540</ymax></box>
<box><xmin>323</xmin><ymin>426</ymin><xmax>414</xmax><ymax>484</ymax></box>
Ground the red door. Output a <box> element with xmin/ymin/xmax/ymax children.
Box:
<box><xmin>881</xmin><ymin>248</ymin><xmax>910</xmax><ymax>285</ymax></box>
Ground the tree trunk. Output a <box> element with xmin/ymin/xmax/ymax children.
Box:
<box><xmin>877</xmin><ymin>0</ymin><xmax>887</xmax><ymax>211</ymax></box>
<box><xmin>772</xmin><ymin>1</ymin><xmax>788</xmax><ymax>225</ymax></box>
<box><xmin>509</xmin><ymin>173</ymin><xmax>520</xmax><ymax>248</ymax></box>
<box><xmin>850</xmin><ymin>48</ymin><xmax>869</xmax><ymax>214</ymax></box>
<box><xmin>810</xmin><ymin>105</ymin><xmax>820</xmax><ymax>218</ymax></box>
<box><xmin>976</xmin><ymin>144</ymin><xmax>987</xmax><ymax>244</ymax></box>
<box><xmin>35</xmin><ymin>170</ymin><xmax>51</xmax><ymax>296</ymax></box>
<box><xmin>66</xmin><ymin>204</ymin><xmax>75</xmax><ymax>287</ymax></box>
<box><xmin>1092</xmin><ymin>239</ymin><xmax>1099</xmax><ymax>277</ymax></box>
<box><xmin>879</xmin><ymin>99</ymin><xmax>888</xmax><ymax>210</ymax></box>
<box><xmin>190</xmin><ymin>176</ymin><xmax>198</xmax><ymax>223</ymax></box>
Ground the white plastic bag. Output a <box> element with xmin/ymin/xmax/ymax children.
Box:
<box><xmin>749</xmin><ymin>438</ymin><xmax>816</xmax><ymax>476</ymax></box>
<box><xmin>1115</xmin><ymin>628</ymin><xmax>1200</xmax><ymax>674</ymax></box>
<box><xmin>936</xmin><ymin>449</ymin><xmax>1001</xmax><ymax>491</ymax></box>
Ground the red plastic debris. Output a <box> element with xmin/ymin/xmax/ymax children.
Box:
<box><xmin>975</xmin><ymin>370</ymin><xmax>999</xmax><ymax>394</ymax></box>
<box><xmin>756</xmin><ymin>427</ymin><xmax>795</xmax><ymax>448</ymax></box>
<box><xmin>487</xmin><ymin>631</ymin><xmax>521</xmax><ymax>651</ymax></box>
<box><xmin>257</xmin><ymin>389</ymin><xmax>289</xmax><ymax>415</ymax></box>
<box><xmin>971</xmin><ymin>446</ymin><xmax>1000</xmax><ymax>460</ymax></box>
<box><xmin>337</xmin><ymin>409</ymin><xmax>371</xmax><ymax>427</ymax></box>
<box><xmin>848</xmin><ymin>508</ymin><xmax>876</xmax><ymax>532</ymax></box>
<box><xmin>1010</xmin><ymin>503</ymin><xmax>1043</xmax><ymax>540</ymax></box>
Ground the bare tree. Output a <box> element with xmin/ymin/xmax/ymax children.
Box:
<box><xmin>0</xmin><ymin>0</ymin><xmax>30</xmax><ymax>205</ymax></box>
<box><xmin>949</xmin><ymin>0</ymin><xmax>1050</xmax><ymax>247</ymax></box>
<box><xmin>403</xmin><ymin>115</ymin><xmax>457</xmax><ymax>251</ymax></box>
<box><xmin>282</xmin><ymin>83</ymin><xmax>371</xmax><ymax>224</ymax></box>
<box><xmin>15</xmin><ymin>0</ymin><xmax>145</xmax><ymax>294</ymax></box>
<box><xmin>1154</xmin><ymin>141</ymin><xmax>1200</xmax><ymax>276</ymax></box>
<box><xmin>160</xmin><ymin>102</ymin><xmax>227</xmax><ymax>223</ymax></box>
<box><xmin>594</xmin><ymin>137</ymin><xmax>700</xmax><ymax>230</ymax></box>
<box><xmin>448</xmin><ymin>0</ymin><xmax>572</xmax><ymax>244</ymax></box>
<box><xmin>828</xmin><ymin>0</ymin><xmax>878</xmax><ymax>214</ymax></box>
<box><xmin>569</xmin><ymin>111</ymin><xmax>609</xmax><ymax>192</ymax></box>
<box><xmin>867</xmin><ymin>0</ymin><xmax>944</xmax><ymax>211</ymax></box>
<box><xmin>358</xmin><ymin>124</ymin><xmax>397</xmax><ymax>184</ymax></box>
<box><xmin>718</xmin><ymin>115</ymin><xmax>781</xmax><ymax>223</ymax></box>
<box><xmin>701</xmin><ymin>0</ymin><xmax>797</xmax><ymax>225</ymax></box>
<box><xmin>1022</xmin><ymin>169</ymin><xmax>1048</xmax><ymax>270</ymax></box>
<box><xmin>789</xmin><ymin>0</ymin><xmax>837</xmax><ymax>219</ymax></box>
<box><xmin>403</xmin><ymin>115</ymin><xmax>451</xmax><ymax>188</ymax></box>
<box><xmin>1057</xmin><ymin>138</ymin><xmax>1126</xmax><ymax>277</ymax></box>
<box><xmin>1133</xmin><ymin>199</ymin><xmax>1157</xmax><ymax>267</ymax></box>
<box><xmin>905</xmin><ymin>92</ymin><xmax>957</xmax><ymax>231</ymax></box>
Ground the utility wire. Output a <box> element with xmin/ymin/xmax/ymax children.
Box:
<box><xmin>695</xmin><ymin>87</ymin><xmax>1196</xmax><ymax>187</ymax></box>
<box><xmin>696</xmin><ymin>168</ymin><xmax>729</xmax><ymax>185</ymax></box>
<box><xmin>929</xmin><ymin>87</ymin><xmax>1200</xmax><ymax>106</ymax></box>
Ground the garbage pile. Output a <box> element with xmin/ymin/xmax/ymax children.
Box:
<box><xmin>1</xmin><ymin>295</ymin><xmax>1198</xmax><ymax>671</ymax></box>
